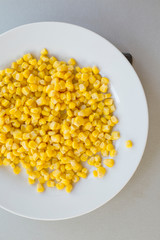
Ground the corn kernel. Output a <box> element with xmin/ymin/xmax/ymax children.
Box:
<box><xmin>28</xmin><ymin>141</ymin><xmax>37</xmax><ymax>150</ymax></box>
<box><xmin>37</xmin><ymin>183</ymin><xmax>45</xmax><ymax>193</ymax></box>
<box><xmin>97</xmin><ymin>167</ymin><xmax>106</xmax><ymax>178</ymax></box>
<box><xmin>106</xmin><ymin>143</ymin><xmax>114</xmax><ymax>151</ymax></box>
<box><xmin>65</xmin><ymin>184</ymin><xmax>73</xmax><ymax>193</ymax></box>
<box><xmin>111</xmin><ymin>131</ymin><xmax>120</xmax><ymax>140</ymax></box>
<box><xmin>28</xmin><ymin>178</ymin><xmax>35</xmax><ymax>184</ymax></box>
<box><xmin>56</xmin><ymin>182</ymin><xmax>65</xmax><ymax>190</ymax></box>
<box><xmin>103</xmin><ymin>159</ymin><xmax>114</xmax><ymax>168</ymax></box>
<box><xmin>68</xmin><ymin>58</ymin><xmax>76</xmax><ymax>65</ymax></box>
<box><xmin>47</xmin><ymin>180</ymin><xmax>55</xmax><ymax>188</ymax></box>
<box><xmin>93</xmin><ymin>170</ymin><xmax>98</xmax><ymax>177</ymax></box>
<box><xmin>41</xmin><ymin>48</ymin><xmax>48</xmax><ymax>55</ymax></box>
<box><xmin>92</xmin><ymin>66</ymin><xmax>99</xmax><ymax>74</ymax></box>
<box><xmin>13</xmin><ymin>166</ymin><xmax>21</xmax><ymax>174</ymax></box>
<box><xmin>23</xmin><ymin>53</ymin><xmax>32</xmax><ymax>62</ymax></box>
<box><xmin>110</xmin><ymin>149</ymin><xmax>117</xmax><ymax>157</ymax></box>
<box><xmin>100</xmin><ymin>84</ymin><xmax>108</xmax><ymax>93</ymax></box>
<box><xmin>125</xmin><ymin>140</ymin><xmax>133</xmax><ymax>148</ymax></box>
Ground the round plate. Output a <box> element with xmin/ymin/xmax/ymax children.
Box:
<box><xmin>0</xmin><ymin>22</ymin><xmax>148</xmax><ymax>220</ymax></box>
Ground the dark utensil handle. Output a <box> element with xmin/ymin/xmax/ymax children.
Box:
<box><xmin>123</xmin><ymin>53</ymin><xmax>133</xmax><ymax>65</ymax></box>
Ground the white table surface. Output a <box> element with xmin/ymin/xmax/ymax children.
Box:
<box><xmin>0</xmin><ymin>0</ymin><xmax>160</xmax><ymax>239</ymax></box>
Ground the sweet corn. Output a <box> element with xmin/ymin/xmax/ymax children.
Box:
<box><xmin>0</xmin><ymin>49</ymin><xmax>123</xmax><ymax>194</ymax></box>
<box><xmin>41</xmin><ymin>48</ymin><xmax>48</xmax><ymax>55</ymax></box>
<box><xmin>28</xmin><ymin>178</ymin><xmax>35</xmax><ymax>184</ymax></box>
<box><xmin>56</xmin><ymin>182</ymin><xmax>65</xmax><ymax>190</ymax></box>
<box><xmin>125</xmin><ymin>140</ymin><xmax>133</xmax><ymax>148</ymax></box>
<box><xmin>110</xmin><ymin>149</ymin><xmax>117</xmax><ymax>157</ymax></box>
<box><xmin>13</xmin><ymin>166</ymin><xmax>21</xmax><ymax>174</ymax></box>
<box><xmin>93</xmin><ymin>170</ymin><xmax>98</xmax><ymax>177</ymax></box>
<box><xmin>92</xmin><ymin>66</ymin><xmax>99</xmax><ymax>74</ymax></box>
<box><xmin>37</xmin><ymin>183</ymin><xmax>45</xmax><ymax>193</ymax></box>
<box><xmin>103</xmin><ymin>158</ymin><xmax>114</xmax><ymax>167</ymax></box>
<box><xmin>97</xmin><ymin>167</ymin><xmax>106</xmax><ymax>178</ymax></box>
<box><xmin>47</xmin><ymin>180</ymin><xmax>55</xmax><ymax>188</ymax></box>
<box><xmin>65</xmin><ymin>184</ymin><xmax>73</xmax><ymax>193</ymax></box>
<box><xmin>111</xmin><ymin>131</ymin><xmax>120</xmax><ymax>140</ymax></box>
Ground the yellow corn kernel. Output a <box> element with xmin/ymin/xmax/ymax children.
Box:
<box><xmin>101</xmin><ymin>149</ymin><xmax>109</xmax><ymax>157</ymax></box>
<box><xmin>73</xmin><ymin>116</ymin><xmax>84</xmax><ymax>127</ymax></box>
<box><xmin>28</xmin><ymin>141</ymin><xmax>37</xmax><ymax>150</ymax></box>
<box><xmin>29</xmin><ymin>84</ymin><xmax>38</xmax><ymax>92</ymax></box>
<box><xmin>84</xmin><ymin>122</ymin><xmax>93</xmax><ymax>131</ymax></box>
<box><xmin>102</xmin><ymin>125</ymin><xmax>110</xmax><ymax>133</ymax></box>
<box><xmin>97</xmin><ymin>167</ymin><xmax>106</xmax><ymax>178</ymax></box>
<box><xmin>81</xmin><ymin>73</ymin><xmax>89</xmax><ymax>81</ymax></box>
<box><xmin>21</xmin><ymin>87</ymin><xmax>30</xmax><ymax>96</ymax></box>
<box><xmin>3</xmin><ymin>158</ymin><xmax>11</xmax><ymax>166</ymax></box>
<box><xmin>38</xmin><ymin>176</ymin><xmax>45</xmax><ymax>184</ymax></box>
<box><xmin>87</xmin><ymin>156</ymin><xmax>95</xmax><ymax>166</ymax></box>
<box><xmin>111</xmin><ymin>131</ymin><xmax>120</xmax><ymax>140</ymax></box>
<box><xmin>93</xmin><ymin>80</ymin><xmax>100</xmax><ymax>89</ymax></box>
<box><xmin>100</xmin><ymin>84</ymin><xmax>108</xmax><ymax>93</ymax></box>
<box><xmin>37</xmin><ymin>183</ymin><xmax>45</xmax><ymax>193</ymax></box>
<box><xmin>78</xmin><ymin>132</ymin><xmax>87</xmax><ymax>142</ymax></box>
<box><xmin>1</xmin><ymin>99</ymin><xmax>10</xmax><ymax>107</ymax></box>
<box><xmin>90</xmin><ymin>146</ymin><xmax>97</xmax><ymax>154</ymax></box>
<box><xmin>23</xmin><ymin>53</ymin><xmax>32</xmax><ymax>62</ymax></box>
<box><xmin>69</xmin><ymin>102</ymin><xmax>76</xmax><ymax>109</ymax></box>
<box><xmin>28</xmin><ymin>178</ymin><xmax>35</xmax><ymax>185</ymax></box>
<box><xmin>51</xmin><ymin>134</ymin><xmax>61</xmax><ymax>143</ymax></box>
<box><xmin>38</xmin><ymin>63</ymin><xmax>46</xmax><ymax>71</ymax></box>
<box><xmin>13</xmin><ymin>166</ymin><xmax>21</xmax><ymax>174</ymax></box>
<box><xmin>41</xmin><ymin>48</ymin><xmax>48</xmax><ymax>55</ymax></box>
<box><xmin>106</xmin><ymin>143</ymin><xmax>114</xmax><ymax>151</ymax></box>
<box><xmin>125</xmin><ymin>140</ymin><xmax>133</xmax><ymax>148</ymax></box>
<box><xmin>57</xmin><ymin>64</ymin><xmax>68</xmax><ymax>72</ymax></box>
<box><xmin>111</xmin><ymin>116</ymin><xmax>119</xmax><ymax>124</ymax></box>
<box><xmin>80</xmin><ymin>153</ymin><xmax>88</xmax><ymax>162</ymax></box>
<box><xmin>101</xmin><ymin>77</ymin><xmax>109</xmax><ymax>84</ymax></box>
<box><xmin>0</xmin><ymin>158</ymin><xmax>3</xmax><ymax>166</ymax></box>
<box><xmin>29</xmin><ymin>58</ymin><xmax>37</xmax><ymax>66</ymax></box>
<box><xmin>86</xmin><ymin>150</ymin><xmax>93</xmax><ymax>157</ymax></box>
<box><xmin>104</xmin><ymin>159</ymin><xmax>115</xmax><ymax>168</ymax></box>
<box><xmin>93</xmin><ymin>170</ymin><xmax>98</xmax><ymax>177</ymax></box>
<box><xmin>15</xmin><ymin>72</ymin><xmax>24</xmax><ymax>81</ymax></box>
<box><xmin>72</xmin><ymin>175</ymin><xmax>79</xmax><ymax>183</ymax></box>
<box><xmin>28</xmin><ymin>65</ymin><xmax>33</xmax><ymax>71</ymax></box>
<box><xmin>68</xmin><ymin>58</ymin><xmax>76</xmax><ymax>65</ymax></box>
<box><xmin>110</xmin><ymin>149</ymin><xmax>117</xmax><ymax>157</ymax></box>
<box><xmin>0</xmin><ymin>133</ymin><xmax>6</xmax><ymax>143</ymax></box>
<box><xmin>104</xmin><ymin>99</ymin><xmax>113</xmax><ymax>106</ymax></box>
<box><xmin>56</xmin><ymin>182</ymin><xmax>65</xmax><ymax>190</ymax></box>
<box><xmin>11</xmin><ymin>62</ymin><xmax>18</xmax><ymax>69</ymax></box>
<box><xmin>27</xmin><ymin>74</ymin><xmax>36</xmax><ymax>84</ymax></box>
<box><xmin>47</xmin><ymin>180</ymin><xmax>55</xmax><ymax>188</ymax></box>
<box><xmin>77</xmin><ymin>172</ymin><xmax>87</xmax><ymax>178</ymax></box>
<box><xmin>38</xmin><ymin>142</ymin><xmax>46</xmax><ymax>149</ymax></box>
<box><xmin>79</xmin><ymin>84</ymin><xmax>86</xmax><ymax>92</ymax></box>
<box><xmin>61</xmin><ymin>178</ymin><xmax>70</xmax><ymax>186</ymax></box>
<box><xmin>92</xmin><ymin>66</ymin><xmax>99</xmax><ymax>74</ymax></box>
<box><xmin>0</xmin><ymin>117</ymin><xmax>4</xmax><ymax>125</ymax></box>
<box><xmin>82</xmin><ymin>168</ymin><xmax>88</xmax><ymax>174</ymax></box>
<box><xmin>65</xmin><ymin>184</ymin><xmax>73</xmax><ymax>193</ymax></box>
<box><xmin>21</xmin><ymin>62</ymin><xmax>29</xmax><ymax>69</ymax></box>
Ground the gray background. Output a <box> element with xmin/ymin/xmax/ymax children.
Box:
<box><xmin>0</xmin><ymin>0</ymin><xmax>159</xmax><ymax>239</ymax></box>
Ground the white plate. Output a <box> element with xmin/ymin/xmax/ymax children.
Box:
<box><xmin>0</xmin><ymin>22</ymin><xmax>148</xmax><ymax>220</ymax></box>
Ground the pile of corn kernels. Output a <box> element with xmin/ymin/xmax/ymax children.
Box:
<box><xmin>0</xmin><ymin>49</ymin><xmax>121</xmax><ymax>193</ymax></box>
